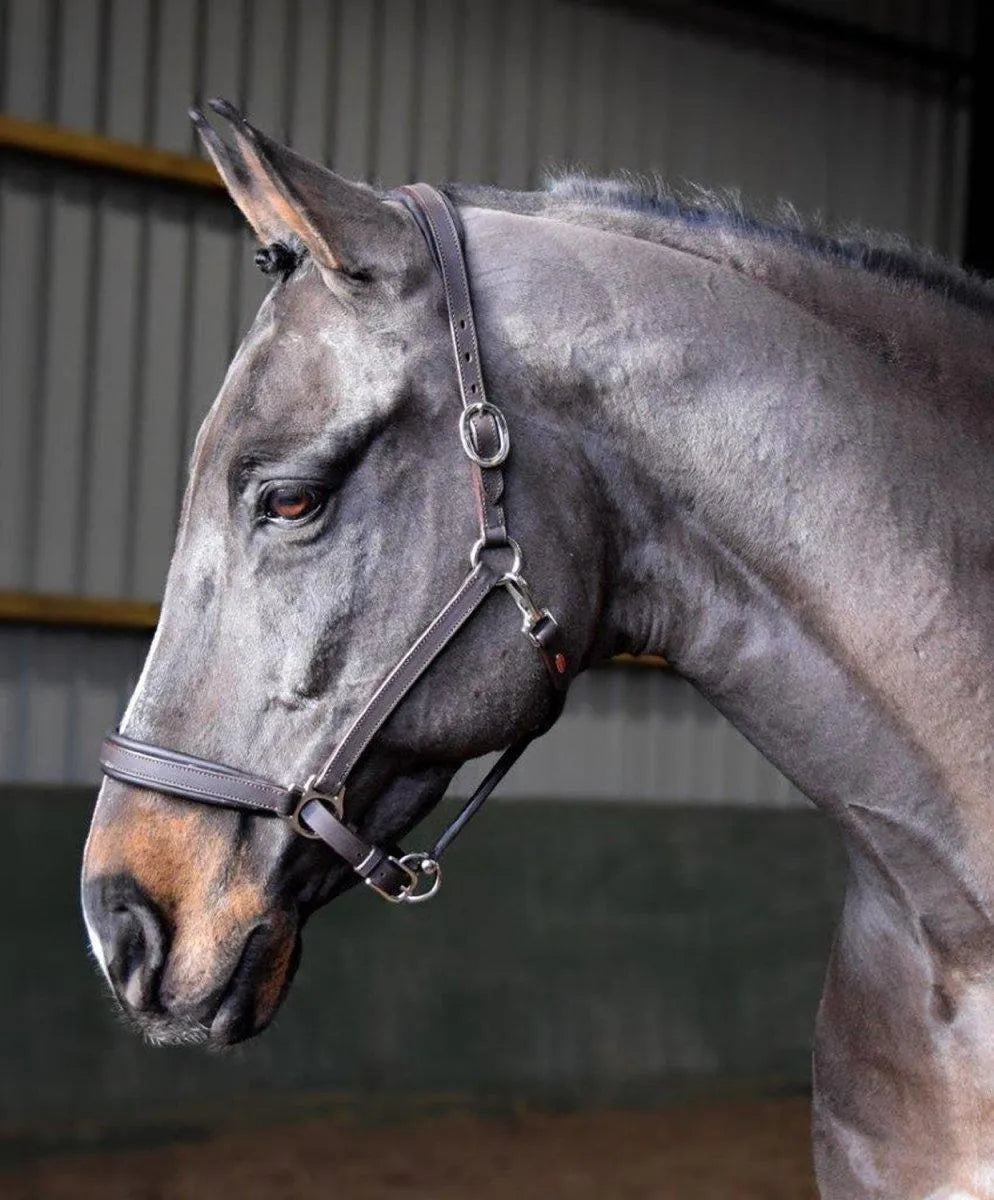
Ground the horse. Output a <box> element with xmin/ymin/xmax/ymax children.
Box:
<box><xmin>81</xmin><ymin>100</ymin><xmax>994</xmax><ymax>1198</ymax></box>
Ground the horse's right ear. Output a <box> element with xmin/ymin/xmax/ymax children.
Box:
<box><xmin>190</xmin><ymin>99</ymin><xmax>409</xmax><ymax>285</ymax></box>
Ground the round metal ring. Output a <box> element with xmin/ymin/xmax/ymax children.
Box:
<box><xmin>398</xmin><ymin>854</ymin><xmax>443</xmax><ymax>904</ymax></box>
<box><xmin>469</xmin><ymin>536</ymin><xmax>522</xmax><ymax>577</ymax></box>
<box><xmin>458</xmin><ymin>401</ymin><xmax>510</xmax><ymax>468</ymax></box>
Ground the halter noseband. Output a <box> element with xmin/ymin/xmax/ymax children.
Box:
<box><xmin>100</xmin><ymin>184</ymin><xmax>569</xmax><ymax>905</ymax></box>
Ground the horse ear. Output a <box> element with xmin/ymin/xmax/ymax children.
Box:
<box><xmin>190</xmin><ymin>99</ymin><xmax>407</xmax><ymax>281</ymax></box>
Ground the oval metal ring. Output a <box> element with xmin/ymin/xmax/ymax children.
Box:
<box><xmin>470</xmin><ymin>535</ymin><xmax>522</xmax><ymax>577</ymax></box>
<box><xmin>398</xmin><ymin>854</ymin><xmax>443</xmax><ymax>904</ymax></box>
<box><xmin>458</xmin><ymin>401</ymin><xmax>510</xmax><ymax>468</ymax></box>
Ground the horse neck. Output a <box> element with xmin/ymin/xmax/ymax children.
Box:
<box><xmin>468</xmin><ymin>205</ymin><xmax>994</xmax><ymax>938</ymax></box>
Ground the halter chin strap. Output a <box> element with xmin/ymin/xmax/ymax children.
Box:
<box><xmin>100</xmin><ymin>183</ymin><xmax>570</xmax><ymax>905</ymax></box>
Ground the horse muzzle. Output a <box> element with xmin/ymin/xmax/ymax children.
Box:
<box><xmin>83</xmin><ymin>869</ymin><xmax>300</xmax><ymax>1045</ymax></box>
<box><xmin>82</xmin><ymin>778</ymin><xmax>303</xmax><ymax>1045</ymax></box>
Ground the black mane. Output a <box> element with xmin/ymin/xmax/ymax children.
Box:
<box><xmin>451</xmin><ymin>174</ymin><xmax>994</xmax><ymax>319</ymax></box>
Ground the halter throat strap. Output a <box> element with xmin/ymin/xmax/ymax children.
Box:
<box><xmin>99</xmin><ymin>183</ymin><xmax>569</xmax><ymax>905</ymax></box>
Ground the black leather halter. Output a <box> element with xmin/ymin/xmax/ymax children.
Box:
<box><xmin>100</xmin><ymin>184</ymin><xmax>570</xmax><ymax>905</ymax></box>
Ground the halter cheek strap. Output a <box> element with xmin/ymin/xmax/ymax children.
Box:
<box><xmin>99</xmin><ymin>183</ymin><xmax>570</xmax><ymax>905</ymax></box>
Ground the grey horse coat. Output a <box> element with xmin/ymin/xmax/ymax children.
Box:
<box><xmin>82</xmin><ymin>105</ymin><xmax>994</xmax><ymax>1198</ymax></box>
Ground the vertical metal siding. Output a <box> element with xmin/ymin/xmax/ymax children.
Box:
<box><xmin>417</xmin><ymin>0</ymin><xmax>460</xmax><ymax>184</ymax></box>
<box><xmin>0</xmin><ymin>0</ymin><xmax>975</xmax><ymax>793</ymax></box>
<box><xmin>0</xmin><ymin>164</ymin><xmax>47</xmax><ymax>591</ymax></box>
<box><xmin>0</xmin><ymin>626</ymin><xmax>148</xmax><ymax>783</ymax></box>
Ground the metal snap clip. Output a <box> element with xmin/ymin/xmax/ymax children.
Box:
<box><xmin>397</xmin><ymin>853</ymin><xmax>443</xmax><ymax>904</ymax></box>
<box><xmin>501</xmin><ymin>572</ymin><xmax>556</xmax><ymax>643</ymax></box>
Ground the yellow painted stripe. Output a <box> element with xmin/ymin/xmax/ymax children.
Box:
<box><xmin>0</xmin><ymin>113</ymin><xmax>222</xmax><ymax>191</ymax></box>
<box><xmin>0</xmin><ymin>591</ymin><xmax>159</xmax><ymax>632</ymax></box>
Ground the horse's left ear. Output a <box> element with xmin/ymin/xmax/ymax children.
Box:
<box><xmin>190</xmin><ymin>98</ymin><xmax>409</xmax><ymax>283</ymax></box>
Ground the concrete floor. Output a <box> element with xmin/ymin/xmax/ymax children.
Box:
<box><xmin>0</xmin><ymin>1097</ymin><xmax>816</xmax><ymax>1200</ymax></box>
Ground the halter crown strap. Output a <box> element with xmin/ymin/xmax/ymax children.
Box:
<box><xmin>399</xmin><ymin>184</ymin><xmax>508</xmax><ymax>549</ymax></box>
<box><xmin>99</xmin><ymin>183</ymin><xmax>570</xmax><ymax>905</ymax></box>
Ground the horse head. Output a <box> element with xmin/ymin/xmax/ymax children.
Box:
<box><xmin>81</xmin><ymin>102</ymin><xmax>603</xmax><ymax>1045</ymax></box>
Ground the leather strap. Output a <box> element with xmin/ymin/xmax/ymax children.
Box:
<box><xmin>313</xmin><ymin>562</ymin><xmax>500</xmax><ymax>795</ymax></box>
<box><xmin>100</xmin><ymin>732</ymin><xmax>297</xmax><ymax>817</ymax></box>
<box><xmin>101</xmin><ymin>723</ymin><xmax>540</xmax><ymax>903</ymax></box>
<box><xmin>400</xmin><ymin>184</ymin><xmax>508</xmax><ymax>548</ymax></box>
<box><xmin>296</xmin><ymin>800</ymin><xmax>417</xmax><ymax>900</ymax></box>
<box><xmin>101</xmin><ymin>563</ymin><xmax>501</xmax><ymax>822</ymax></box>
<box><xmin>429</xmin><ymin>738</ymin><xmax>530</xmax><ymax>860</ymax></box>
<box><xmin>395</xmin><ymin>188</ymin><xmax>569</xmax><ymax>695</ymax></box>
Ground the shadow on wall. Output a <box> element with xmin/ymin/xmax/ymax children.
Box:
<box><xmin>0</xmin><ymin>786</ymin><xmax>845</xmax><ymax>1155</ymax></box>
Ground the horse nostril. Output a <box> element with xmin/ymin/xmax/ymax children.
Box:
<box><xmin>107</xmin><ymin>899</ymin><xmax>168</xmax><ymax>1013</ymax></box>
<box><xmin>83</xmin><ymin>876</ymin><xmax>169</xmax><ymax>1014</ymax></box>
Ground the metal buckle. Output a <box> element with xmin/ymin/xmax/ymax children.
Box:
<box><xmin>364</xmin><ymin>853</ymin><xmax>443</xmax><ymax>905</ymax></box>
<box><xmin>288</xmin><ymin>775</ymin><xmax>345</xmax><ymax>838</ymax></box>
<box><xmin>398</xmin><ymin>853</ymin><xmax>443</xmax><ymax>904</ymax></box>
<box><xmin>458</xmin><ymin>401</ymin><xmax>510</xmax><ymax>468</ymax></box>
<box><xmin>501</xmin><ymin>572</ymin><xmax>556</xmax><ymax>644</ymax></box>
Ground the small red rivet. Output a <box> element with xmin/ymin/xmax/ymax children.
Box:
<box><xmin>555</xmin><ymin>653</ymin><xmax>567</xmax><ymax>674</ymax></box>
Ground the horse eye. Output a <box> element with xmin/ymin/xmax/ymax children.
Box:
<box><xmin>260</xmin><ymin>482</ymin><xmax>327</xmax><ymax>524</ymax></box>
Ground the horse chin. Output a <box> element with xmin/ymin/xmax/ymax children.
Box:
<box><xmin>207</xmin><ymin>925</ymin><xmax>303</xmax><ymax>1046</ymax></box>
<box><xmin>129</xmin><ymin>1012</ymin><xmax>214</xmax><ymax>1049</ymax></box>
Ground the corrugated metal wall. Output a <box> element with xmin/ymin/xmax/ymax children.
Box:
<box><xmin>0</xmin><ymin>0</ymin><xmax>975</xmax><ymax>795</ymax></box>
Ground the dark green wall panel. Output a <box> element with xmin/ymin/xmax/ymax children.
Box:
<box><xmin>0</xmin><ymin>788</ymin><xmax>846</xmax><ymax>1139</ymax></box>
